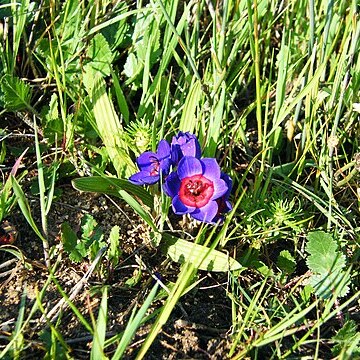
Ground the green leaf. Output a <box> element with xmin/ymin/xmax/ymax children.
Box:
<box><xmin>205</xmin><ymin>85</ymin><xmax>226</xmax><ymax>158</ymax></box>
<box><xmin>331</xmin><ymin>320</ymin><xmax>360</xmax><ymax>358</ymax></box>
<box><xmin>11</xmin><ymin>286</ymin><xmax>27</xmax><ymax>358</ymax></box>
<box><xmin>72</xmin><ymin>175</ymin><xmax>156</xmax><ymax>233</ymax></box>
<box><xmin>179</xmin><ymin>79</ymin><xmax>202</xmax><ymax>134</ymax></box>
<box><xmin>161</xmin><ymin>234</ymin><xmax>242</xmax><ymax>272</ymax></box>
<box><xmin>306</xmin><ymin>231</ymin><xmax>350</xmax><ymax>298</ymax></box>
<box><xmin>0</xmin><ymin>75</ymin><xmax>32</xmax><ymax>111</ymax></box>
<box><xmin>100</xmin><ymin>3</ymin><xmax>130</xmax><ymax>50</ymax></box>
<box><xmin>277</xmin><ymin>250</ymin><xmax>296</xmax><ymax>274</ymax></box>
<box><xmin>87</xmin><ymin>75</ymin><xmax>135</xmax><ymax>178</ymax></box>
<box><xmin>86</xmin><ymin>33</ymin><xmax>114</xmax><ymax>77</ymax></box>
<box><xmin>107</xmin><ymin>225</ymin><xmax>121</xmax><ymax>267</ymax></box>
<box><xmin>306</xmin><ymin>231</ymin><xmax>345</xmax><ymax>274</ymax></box>
<box><xmin>60</xmin><ymin>216</ymin><xmax>105</xmax><ymax>263</ymax></box>
<box><xmin>124</xmin><ymin>9</ymin><xmax>160</xmax><ymax>85</ymax></box>
<box><xmin>43</xmin><ymin>93</ymin><xmax>63</xmax><ymax>143</ymax></box>
<box><xmin>73</xmin><ymin>241</ymin><xmax>88</xmax><ymax>262</ymax></box>
<box><xmin>111</xmin><ymin>69</ymin><xmax>129</xmax><ymax>124</ymax></box>
<box><xmin>81</xmin><ymin>214</ymin><xmax>105</xmax><ymax>261</ymax></box>
<box><xmin>11</xmin><ymin>176</ymin><xmax>46</xmax><ymax>243</ymax></box>
<box><xmin>47</xmin><ymin>93</ymin><xmax>59</xmax><ymax>121</ymax></box>
<box><xmin>39</xmin><ymin>328</ymin><xmax>69</xmax><ymax>360</ymax></box>
<box><xmin>251</xmin><ymin>260</ymin><xmax>274</xmax><ymax>277</ymax></box>
<box><xmin>0</xmin><ymin>140</ymin><xmax>6</xmax><ymax>164</ymax></box>
<box><xmin>88</xmin><ymin>236</ymin><xmax>106</xmax><ymax>262</ymax></box>
<box><xmin>60</xmin><ymin>222</ymin><xmax>83</xmax><ymax>263</ymax></box>
<box><xmin>112</xmin><ymin>283</ymin><xmax>159</xmax><ymax>360</ymax></box>
<box><xmin>72</xmin><ymin>176</ymin><xmax>154</xmax><ymax>209</ymax></box>
<box><xmin>132</xmin><ymin>11</ymin><xmax>159</xmax><ymax>62</ymax></box>
<box><xmin>87</xmin><ymin>8</ymin><xmax>148</xmax><ymax>36</ymax></box>
<box><xmin>125</xmin><ymin>268</ymin><xmax>142</xmax><ymax>288</ymax></box>
<box><xmin>81</xmin><ymin>214</ymin><xmax>100</xmax><ymax>242</ymax></box>
<box><xmin>91</xmin><ymin>286</ymin><xmax>108</xmax><ymax>360</ymax></box>
<box><xmin>123</xmin><ymin>53</ymin><xmax>139</xmax><ymax>79</ymax></box>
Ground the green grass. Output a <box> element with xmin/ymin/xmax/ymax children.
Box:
<box><xmin>0</xmin><ymin>0</ymin><xmax>359</xmax><ymax>359</ymax></box>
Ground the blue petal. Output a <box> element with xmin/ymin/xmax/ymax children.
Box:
<box><xmin>156</xmin><ymin>139</ymin><xmax>171</xmax><ymax>160</ymax></box>
<box><xmin>137</xmin><ymin>151</ymin><xmax>157</xmax><ymax>171</ymax></box>
<box><xmin>224</xmin><ymin>200</ymin><xmax>232</xmax><ymax>212</ymax></box>
<box><xmin>201</xmin><ymin>158</ymin><xmax>221</xmax><ymax>181</ymax></box>
<box><xmin>180</xmin><ymin>139</ymin><xmax>195</xmax><ymax>156</ymax></box>
<box><xmin>170</xmin><ymin>144</ymin><xmax>182</xmax><ymax>164</ymax></box>
<box><xmin>177</xmin><ymin>156</ymin><xmax>202</xmax><ymax>180</ymax></box>
<box><xmin>172</xmin><ymin>195</ymin><xmax>195</xmax><ymax>214</ymax></box>
<box><xmin>190</xmin><ymin>201</ymin><xmax>218</xmax><ymax>223</ymax></box>
<box><xmin>129</xmin><ymin>171</ymin><xmax>159</xmax><ymax>185</ymax></box>
<box><xmin>212</xmin><ymin>178</ymin><xmax>228</xmax><ymax>199</ymax></box>
<box><xmin>163</xmin><ymin>172</ymin><xmax>181</xmax><ymax>198</ymax></box>
<box><xmin>181</xmin><ymin>138</ymin><xmax>201</xmax><ymax>158</ymax></box>
<box><xmin>160</xmin><ymin>157</ymin><xmax>172</xmax><ymax>175</ymax></box>
<box><xmin>171</xmin><ymin>133</ymin><xmax>201</xmax><ymax>164</ymax></box>
<box><xmin>221</xmin><ymin>172</ymin><xmax>233</xmax><ymax>198</ymax></box>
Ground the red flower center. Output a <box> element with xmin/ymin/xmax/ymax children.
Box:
<box><xmin>149</xmin><ymin>156</ymin><xmax>160</xmax><ymax>176</ymax></box>
<box><xmin>179</xmin><ymin>175</ymin><xmax>214</xmax><ymax>208</ymax></box>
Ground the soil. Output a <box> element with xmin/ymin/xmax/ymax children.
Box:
<box><xmin>0</xmin><ymin>180</ymin><xmax>234</xmax><ymax>359</ymax></box>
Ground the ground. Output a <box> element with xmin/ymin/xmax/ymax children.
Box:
<box><xmin>0</xmin><ymin>177</ymin><xmax>236</xmax><ymax>359</ymax></box>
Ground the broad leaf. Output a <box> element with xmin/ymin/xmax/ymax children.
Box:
<box><xmin>306</xmin><ymin>231</ymin><xmax>345</xmax><ymax>274</ymax></box>
<box><xmin>86</xmin><ymin>75</ymin><xmax>135</xmax><ymax>178</ymax></box>
<box><xmin>86</xmin><ymin>33</ymin><xmax>114</xmax><ymax>77</ymax></box>
<box><xmin>72</xmin><ymin>176</ymin><xmax>153</xmax><ymax>209</ymax></box>
<box><xmin>107</xmin><ymin>225</ymin><xmax>121</xmax><ymax>267</ymax></box>
<box><xmin>162</xmin><ymin>234</ymin><xmax>242</xmax><ymax>272</ymax></box>
<box><xmin>0</xmin><ymin>75</ymin><xmax>32</xmax><ymax>111</ymax></box>
<box><xmin>277</xmin><ymin>250</ymin><xmax>296</xmax><ymax>274</ymax></box>
<box><xmin>61</xmin><ymin>222</ymin><xmax>83</xmax><ymax>263</ymax></box>
<box><xmin>306</xmin><ymin>231</ymin><xmax>350</xmax><ymax>298</ymax></box>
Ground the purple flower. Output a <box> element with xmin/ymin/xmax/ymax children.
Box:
<box><xmin>163</xmin><ymin>156</ymin><xmax>229</xmax><ymax>223</ymax></box>
<box><xmin>171</xmin><ymin>132</ymin><xmax>201</xmax><ymax>165</ymax></box>
<box><xmin>129</xmin><ymin>140</ymin><xmax>172</xmax><ymax>185</ymax></box>
<box><xmin>212</xmin><ymin>172</ymin><xmax>233</xmax><ymax>223</ymax></box>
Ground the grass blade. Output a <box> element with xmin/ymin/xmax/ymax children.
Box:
<box><xmin>11</xmin><ymin>176</ymin><xmax>46</xmax><ymax>244</ymax></box>
<box><xmin>91</xmin><ymin>286</ymin><xmax>108</xmax><ymax>360</ymax></box>
<box><xmin>112</xmin><ymin>283</ymin><xmax>159</xmax><ymax>360</ymax></box>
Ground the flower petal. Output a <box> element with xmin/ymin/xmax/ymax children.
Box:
<box><xmin>211</xmin><ymin>178</ymin><xmax>228</xmax><ymax>199</ymax></box>
<box><xmin>224</xmin><ymin>200</ymin><xmax>232</xmax><ymax>212</ymax></box>
<box><xmin>177</xmin><ymin>156</ymin><xmax>202</xmax><ymax>180</ymax></box>
<box><xmin>156</xmin><ymin>139</ymin><xmax>171</xmax><ymax>160</ymax></box>
<box><xmin>170</xmin><ymin>133</ymin><xmax>201</xmax><ymax>164</ymax></box>
<box><xmin>191</xmin><ymin>200</ymin><xmax>218</xmax><ymax>223</ymax></box>
<box><xmin>129</xmin><ymin>171</ymin><xmax>159</xmax><ymax>185</ymax></box>
<box><xmin>172</xmin><ymin>195</ymin><xmax>195</xmax><ymax>214</ymax></box>
<box><xmin>163</xmin><ymin>172</ymin><xmax>181</xmax><ymax>198</ymax></box>
<box><xmin>159</xmin><ymin>157</ymin><xmax>172</xmax><ymax>175</ymax></box>
<box><xmin>221</xmin><ymin>172</ymin><xmax>233</xmax><ymax>198</ymax></box>
<box><xmin>201</xmin><ymin>158</ymin><xmax>221</xmax><ymax>181</ymax></box>
<box><xmin>182</xmin><ymin>138</ymin><xmax>201</xmax><ymax>158</ymax></box>
<box><xmin>172</xmin><ymin>131</ymin><xmax>186</xmax><ymax>145</ymax></box>
<box><xmin>136</xmin><ymin>151</ymin><xmax>157</xmax><ymax>171</ymax></box>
